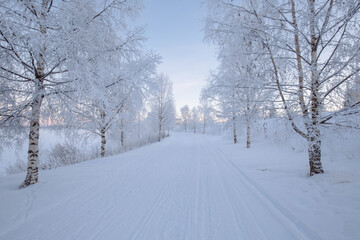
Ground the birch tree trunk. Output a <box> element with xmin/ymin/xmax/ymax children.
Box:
<box><xmin>290</xmin><ymin>0</ymin><xmax>308</xmax><ymax>120</ymax></box>
<box><xmin>19</xmin><ymin>59</ymin><xmax>44</xmax><ymax>188</ymax></box>
<box><xmin>232</xmin><ymin>92</ymin><xmax>237</xmax><ymax>144</ymax></box>
<box><xmin>158</xmin><ymin>101</ymin><xmax>162</xmax><ymax>142</ymax></box>
<box><xmin>100</xmin><ymin>110</ymin><xmax>107</xmax><ymax>157</ymax></box>
<box><xmin>19</xmin><ymin>95</ymin><xmax>43</xmax><ymax>188</ymax></box>
<box><xmin>158</xmin><ymin>121</ymin><xmax>162</xmax><ymax>142</ymax></box>
<box><xmin>246</xmin><ymin>117</ymin><xmax>250</xmax><ymax>148</ymax></box>
<box><xmin>121</xmin><ymin>130</ymin><xmax>124</xmax><ymax>147</ymax></box>
<box><xmin>100</xmin><ymin>127</ymin><xmax>106</xmax><ymax>157</ymax></box>
<box><xmin>233</xmin><ymin>115</ymin><xmax>237</xmax><ymax>144</ymax></box>
<box><xmin>246</xmin><ymin>102</ymin><xmax>250</xmax><ymax>148</ymax></box>
<box><xmin>120</xmin><ymin>119</ymin><xmax>125</xmax><ymax>147</ymax></box>
<box><xmin>308</xmin><ymin>0</ymin><xmax>324</xmax><ymax>175</ymax></box>
<box><xmin>19</xmin><ymin>0</ymin><xmax>48</xmax><ymax>188</ymax></box>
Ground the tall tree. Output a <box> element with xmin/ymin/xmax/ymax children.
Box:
<box><xmin>190</xmin><ymin>106</ymin><xmax>199</xmax><ymax>134</ymax></box>
<box><xmin>180</xmin><ymin>105</ymin><xmax>190</xmax><ymax>132</ymax></box>
<box><xmin>198</xmin><ymin>96</ymin><xmax>213</xmax><ymax>134</ymax></box>
<box><xmin>149</xmin><ymin>73</ymin><xmax>176</xmax><ymax>142</ymax></box>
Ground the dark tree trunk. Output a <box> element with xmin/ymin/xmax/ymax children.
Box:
<box><xmin>101</xmin><ymin>127</ymin><xmax>106</xmax><ymax>157</ymax></box>
<box><xmin>246</xmin><ymin>123</ymin><xmax>250</xmax><ymax>148</ymax></box>
<box><xmin>233</xmin><ymin>123</ymin><xmax>237</xmax><ymax>144</ymax></box>
<box><xmin>121</xmin><ymin>130</ymin><xmax>124</xmax><ymax>147</ymax></box>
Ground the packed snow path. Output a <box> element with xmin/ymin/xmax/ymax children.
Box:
<box><xmin>0</xmin><ymin>133</ymin><xmax>321</xmax><ymax>240</ymax></box>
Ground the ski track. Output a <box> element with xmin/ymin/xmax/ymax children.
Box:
<box><xmin>210</xmin><ymin>140</ymin><xmax>322</xmax><ymax>240</ymax></box>
<box><xmin>0</xmin><ymin>133</ymin><xmax>315</xmax><ymax>240</ymax></box>
<box><xmin>205</xmin><ymin>138</ymin><xmax>300</xmax><ymax>240</ymax></box>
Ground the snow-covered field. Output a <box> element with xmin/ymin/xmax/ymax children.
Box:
<box><xmin>0</xmin><ymin>132</ymin><xmax>359</xmax><ymax>240</ymax></box>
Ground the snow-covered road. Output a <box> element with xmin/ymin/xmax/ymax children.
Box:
<box><xmin>0</xmin><ymin>133</ymin><xmax>345</xmax><ymax>239</ymax></box>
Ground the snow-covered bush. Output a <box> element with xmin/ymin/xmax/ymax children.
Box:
<box><xmin>5</xmin><ymin>160</ymin><xmax>27</xmax><ymax>175</ymax></box>
<box><xmin>41</xmin><ymin>142</ymin><xmax>83</xmax><ymax>169</ymax></box>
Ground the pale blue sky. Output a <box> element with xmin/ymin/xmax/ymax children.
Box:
<box><xmin>136</xmin><ymin>0</ymin><xmax>218</xmax><ymax>112</ymax></box>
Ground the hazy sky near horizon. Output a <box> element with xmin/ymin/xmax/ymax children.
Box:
<box><xmin>135</xmin><ymin>0</ymin><xmax>218</xmax><ymax>113</ymax></box>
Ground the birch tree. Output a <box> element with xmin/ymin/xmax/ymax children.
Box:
<box><xmin>149</xmin><ymin>73</ymin><xmax>176</xmax><ymax>142</ymax></box>
<box><xmin>0</xmin><ymin>0</ymin><xmax>144</xmax><ymax>187</ymax></box>
<box><xmin>202</xmin><ymin>69</ymin><xmax>242</xmax><ymax>144</ymax></box>
<box><xmin>69</xmin><ymin>53</ymin><xmax>159</xmax><ymax>157</ymax></box>
<box><xmin>180</xmin><ymin>105</ymin><xmax>190</xmax><ymax>132</ymax></box>
<box><xmin>205</xmin><ymin>0</ymin><xmax>360</xmax><ymax>175</ymax></box>
<box><xmin>198</xmin><ymin>97</ymin><xmax>213</xmax><ymax>134</ymax></box>
<box><xmin>190</xmin><ymin>106</ymin><xmax>199</xmax><ymax>134</ymax></box>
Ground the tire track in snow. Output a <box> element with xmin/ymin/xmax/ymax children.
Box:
<box><xmin>2</xmin><ymin>153</ymin><xmax>153</xmax><ymax>240</ymax></box>
<box><xmin>206</xmin><ymin>137</ymin><xmax>322</xmax><ymax>240</ymax></box>
<box><xmin>156</xmin><ymin>136</ymin><xmax>199</xmax><ymax>240</ymax></box>
<box><xmin>0</xmin><ymin>177</ymin><xmax>101</xmax><ymax>239</ymax></box>
<box><xmin>40</xmin><ymin>153</ymin><xmax>157</xmax><ymax>240</ymax></box>
<box><xmin>211</xmin><ymin>148</ymin><xmax>277</xmax><ymax>240</ymax></box>
<box><xmin>88</xmin><ymin>143</ymin><xmax>180</xmax><ymax>240</ymax></box>
<box><xmin>202</xmin><ymin>136</ymin><xmax>265</xmax><ymax>240</ymax></box>
<box><xmin>0</xmin><ymin>134</ymin><xmax>325</xmax><ymax>240</ymax></box>
<box><xmin>80</xmin><ymin>152</ymin><xmax>164</xmax><ymax>240</ymax></box>
<box><xmin>196</xmin><ymin>160</ymin><xmax>212</xmax><ymax>240</ymax></box>
<box><xmin>24</xmin><ymin>188</ymin><xmax>34</xmax><ymax>222</ymax></box>
<box><xmin>11</xmin><ymin>187</ymin><xmax>33</xmax><ymax>224</ymax></box>
<box><xmin>189</xmin><ymin>138</ymin><xmax>213</xmax><ymax>240</ymax></box>
<box><xmin>129</xmin><ymin>178</ymin><xmax>172</xmax><ymax>240</ymax></box>
<box><xmin>5</xmin><ymin>186</ymin><xmax>35</xmax><ymax>238</ymax></box>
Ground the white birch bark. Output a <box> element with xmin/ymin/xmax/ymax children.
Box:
<box><xmin>19</xmin><ymin>96</ymin><xmax>43</xmax><ymax>188</ymax></box>
<box><xmin>19</xmin><ymin>0</ymin><xmax>48</xmax><ymax>188</ymax></box>
<box><xmin>308</xmin><ymin>0</ymin><xmax>324</xmax><ymax>175</ymax></box>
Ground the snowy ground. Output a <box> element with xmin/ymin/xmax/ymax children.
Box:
<box><xmin>0</xmin><ymin>133</ymin><xmax>359</xmax><ymax>240</ymax></box>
